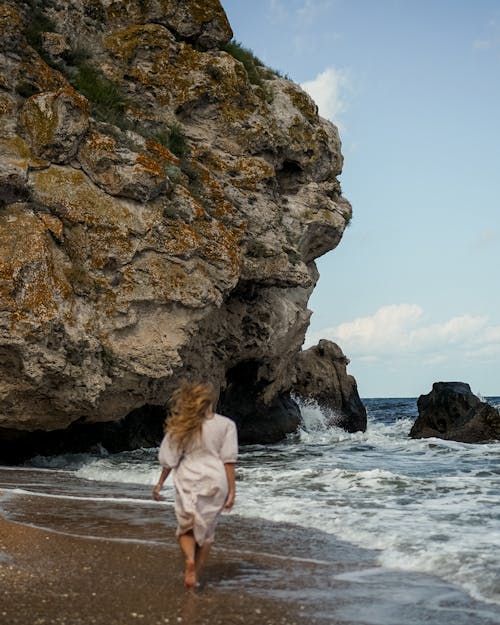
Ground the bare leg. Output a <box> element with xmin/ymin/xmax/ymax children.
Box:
<box><xmin>178</xmin><ymin>531</ymin><xmax>197</xmax><ymax>589</ymax></box>
<box><xmin>195</xmin><ymin>542</ymin><xmax>212</xmax><ymax>580</ymax></box>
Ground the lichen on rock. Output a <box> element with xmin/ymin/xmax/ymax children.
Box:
<box><xmin>19</xmin><ymin>88</ymin><xmax>89</xmax><ymax>164</ymax></box>
<box><xmin>0</xmin><ymin>0</ymin><xmax>358</xmax><ymax>458</ymax></box>
<box><xmin>78</xmin><ymin>124</ymin><xmax>175</xmax><ymax>201</ymax></box>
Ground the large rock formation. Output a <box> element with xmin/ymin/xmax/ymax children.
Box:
<box><xmin>0</xmin><ymin>0</ymin><xmax>355</xmax><ymax>456</ymax></box>
<box><xmin>410</xmin><ymin>382</ymin><xmax>500</xmax><ymax>443</ymax></box>
<box><xmin>293</xmin><ymin>340</ymin><xmax>366</xmax><ymax>432</ymax></box>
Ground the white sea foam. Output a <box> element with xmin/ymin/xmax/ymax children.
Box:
<box><xmin>0</xmin><ymin>487</ymin><xmax>161</xmax><ymax>506</ymax></box>
<box><xmin>15</xmin><ymin>396</ymin><xmax>500</xmax><ymax>608</ymax></box>
<box><xmin>76</xmin><ymin>459</ymin><xmax>160</xmax><ymax>486</ymax></box>
<box><xmin>229</xmin><ymin>400</ymin><xmax>500</xmax><ymax>606</ymax></box>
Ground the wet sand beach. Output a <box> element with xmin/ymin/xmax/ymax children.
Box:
<box><xmin>1</xmin><ymin>468</ymin><xmax>499</xmax><ymax>625</ymax></box>
<box><xmin>0</xmin><ymin>512</ymin><xmax>315</xmax><ymax>625</ymax></box>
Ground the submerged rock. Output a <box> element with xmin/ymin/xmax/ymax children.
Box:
<box><xmin>410</xmin><ymin>382</ymin><xmax>500</xmax><ymax>443</ymax></box>
<box><xmin>293</xmin><ymin>340</ymin><xmax>367</xmax><ymax>433</ymax></box>
<box><xmin>0</xmin><ymin>0</ymin><xmax>358</xmax><ymax>454</ymax></box>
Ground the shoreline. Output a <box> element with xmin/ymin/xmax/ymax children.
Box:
<box><xmin>2</xmin><ymin>476</ymin><xmax>500</xmax><ymax>625</ymax></box>
<box><xmin>0</xmin><ymin>507</ymin><xmax>316</xmax><ymax>625</ymax></box>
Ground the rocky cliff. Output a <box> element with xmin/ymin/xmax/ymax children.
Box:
<box><xmin>0</xmin><ymin>0</ymin><xmax>357</xmax><ymax>456</ymax></box>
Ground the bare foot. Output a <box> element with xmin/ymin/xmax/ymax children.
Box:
<box><xmin>184</xmin><ymin>560</ymin><xmax>196</xmax><ymax>589</ymax></box>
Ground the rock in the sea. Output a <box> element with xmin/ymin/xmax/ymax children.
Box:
<box><xmin>410</xmin><ymin>382</ymin><xmax>500</xmax><ymax>443</ymax></box>
<box><xmin>293</xmin><ymin>340</ymin><xmax>367</xmax><ymax>433</ymax></box>
<box><xmin>0</xmin><ymin>0</ymin><xmax>358</xmax><ymax>456</ymax></box>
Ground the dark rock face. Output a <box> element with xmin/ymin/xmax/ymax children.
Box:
<box><xmin>218</xmin><ymin>360</ymin><xmax>301</xmax><ymax>444</ymax></box>
<box><xmin>0</xmin><ymin>405</ymin><xmax>166</xmax><ymax>465</ymax></box>
<box><xmin>410</xmin><ymin>382</ymin><xmax>500</xmax><ymax>443</ymax></box>
<box><xmin>293</xmin><ymin>340</ymin><xmax>367</xmax><ymax>433</ymax></box>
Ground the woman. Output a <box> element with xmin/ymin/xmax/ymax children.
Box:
<box><xmin>152</xmin><ymin>382</ymin><xmax>238</xmax><ymax>589</ymax></box>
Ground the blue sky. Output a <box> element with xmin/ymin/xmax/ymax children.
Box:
<box><xmin>222</xmin><ymin>0</ymin><xmax>500</xmax><ymax>397</ymax></box>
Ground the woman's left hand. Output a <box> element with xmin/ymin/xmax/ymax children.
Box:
<box><xmin>152</xmin><ymin>486</ymin><xmax>164</xmax><ymax>501</ymax></box>
<box><xmin>152</xmin><ymin>467</ymin><xmax>171</xmax><ymax>501</ymax></box>
<box><xmin>223</xmin><ymin>490</ymin><xmax>235</xmax><ymax>511</ymax></box>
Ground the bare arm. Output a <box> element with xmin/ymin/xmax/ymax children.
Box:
<box><xmin>223</xmin><ymin>463</ymin><xmax>236</xmax><ymax>511</ymax></box>
<box><xmin>152</xmin><ymin>466</ymin><xmax>171</xmax><ymax>501</ymax></box>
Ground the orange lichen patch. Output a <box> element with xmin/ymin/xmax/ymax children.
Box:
<box><xmin>104</xmin><ymin>24</ymin><xmax>173</xmax><ymax>63</ymax></box>
<box><xmin>135</xmin><ymin>152</ymin><xmax>164</xmax><ymax>179</ymax></box>
<box><xmin>154</xmin><ymin>43</ymin><xmax>207</xmax><ymax>96</ymax></box>
<box><xmin>230</xmin><ymin>156</ymin><xmax>275</xmax><ymax>191</ymax></box>
<box><xmin>117</xmin><ymin>255</ymin><xmax>190</xmax><ymax>306</ymax></box>
<box><xmin>285</xmin><ymin>85</ymin><xmax>318</xmax><ymax>120</ymax></box>
<box><xmin>154</xmin><ymin>259</ymin><xmax>188</xmax><ymax>293</ymax></box>
<box><xmin>0</xmin><ymin>93</ymin><xmax>15</xmax><ymax>116</ymax></box>
<box><xmin>198</xmin><ymin>173</ymin><xmax>235</xmax><ymax>221</ymax></box>
<box><xmin>23</xmin><ymin>53</ymin><xmax>68</xmax><ymax>93</ymax></box>
<box><xmin>88</xmin><ymin>226</ymin><xmax>134</xmax><ymax>269</ymax></box>
<box><xmin>64</xmin><ymin>220</ymin><xmax>134</xmax><ymax>277</ymax></box>
<box><xmin>0</xmin><ymin>4</ymin><xmax>22</xmax><ymax>34</ymax></box>
<box><xmin>162</xmin><ymin>221</ymin><xmax>203</xmax><ymax>257</ymax></box>
<box><xmin>59</xmin><ymin>86</ymin><xmax>90</xmax><ymax>114</ymax></box>
<box><xmin>84</xmin><ymin>128</ymin><xmax>116</xmax><ymax>152</ymax></box>
<box><xmin>195</xmin><ymin>218</ymin><xmax>241</xmax><ymax>277</ymax></box>
<box><xmin>173</xmin><ymin>150</ymin><xmax>246</xmax><ymax>237</ymax></box>
<box><xmin>31</xmin><ymin>166</ymin><xmax>140</xmax><ymax>230</ymax></box>
<box><xmin>106</xmin><ymin>26</ymin><xmax>250</xmax><ymax>119</ymax></box>
<box><xmin>0</xmin><ymin>205</ymin><xmax>67</xmax><ymax>323</ymax></box>
<box><xmin>38</xmin><ymin>213</ymin><xmax>63</xmax><ymax>241</ymax></box>
<box><xmin>145</xmin><ymin>139</ymin><xmax>179</xmax><ymax>166</ymax></box>
<box><xmin>168</xmin><ymin>183</ymin><xmax>204</xmax><ymax>219</ymax></box>
<box><xmin>156</xmin><ymin>261</ymin><xmax>220</xmax><ymax>307</ymax></box>
<box><xmin>192</xmin><ymin>149</ymin><xmax>227</xmax><ymax>174</ymax></box>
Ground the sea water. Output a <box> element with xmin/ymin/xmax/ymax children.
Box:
<box><xmin>3</xmin><ymin>397</ymin><xmax>500</xmax><ymax>608</ymax></box>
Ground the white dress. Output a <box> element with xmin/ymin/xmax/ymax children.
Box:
<box><xmin>158</xmin><ymin>413</ymin><xmax>238</xmax><ymax>546</ymax></box>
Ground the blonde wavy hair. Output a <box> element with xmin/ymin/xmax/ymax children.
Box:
<box><xmin>166</xmin><ymin>382</ymin><xmax>217</xmax><ymax>451</ymax></box>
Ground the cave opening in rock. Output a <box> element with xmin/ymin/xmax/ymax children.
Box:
<box><xmin>0</xmin><ymin>404</ymin><xmax>166</xmax><ymax>465</ymax></box>
<box><xmin>219</xmin><ymin>360</ymin><xmax>301</xmax><ymax>444</ymax></box>
<box><xmin>276</xmin><ymin>159</ymin><xmax>304</xmax><ymax>194</ymax></box>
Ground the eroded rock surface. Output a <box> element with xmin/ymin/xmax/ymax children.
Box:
<box><xmin>0</xmin><ymin>0</ymin><xmax>355</xmax><ymax>453</ymax></box>
<box><xmin>410</xmin><ymin>382</ymin><xmax>500</xmax><ymax>443</ymax></box>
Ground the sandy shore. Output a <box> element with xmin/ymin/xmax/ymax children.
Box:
<box><xmin>0</xmin><ymin>511</ymin><xmax>319</xmax><ymax>625</ymax></box>
<box><xmin>1</xmin><ymin>473</ymin><xmax>500</xmax><ymax>625</ymax></box>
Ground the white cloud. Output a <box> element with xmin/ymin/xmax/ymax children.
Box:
<box><xmin>300</xmin><ymin>67</ymin><xmax>349</xmax><ymax>123</ymax></box>
<box><xmin>473</xmin><ymin>14</ymin><xmax>500</xmax><ymax>50</ymax></box>
<box><xmin>474</xmin><ymin>39</ymin><xmax>494</xmax><ymax>50</ymax></box>
<box><xmin>296</xmin><ymin>0</ymin><xmax>334</xmax><ymax>22</ymax></box>
<box><xmin>306</xmin><ymin>304</ymin><xmax>500</xmax><ymax>364</ymax></box>
<box><xmin>268</xmin><ymin>0</ymin><xmax>288</xmax><ymax>21</ymax></box>
<box><xmin>268</xmin><ymin>0</ymin><xmax>334</xmax><ymax>22</ymax></box>
<box><xmin>473</xmin><ymin>228</ymin><xmax>498</xmax><ymax>249</ymax></box>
